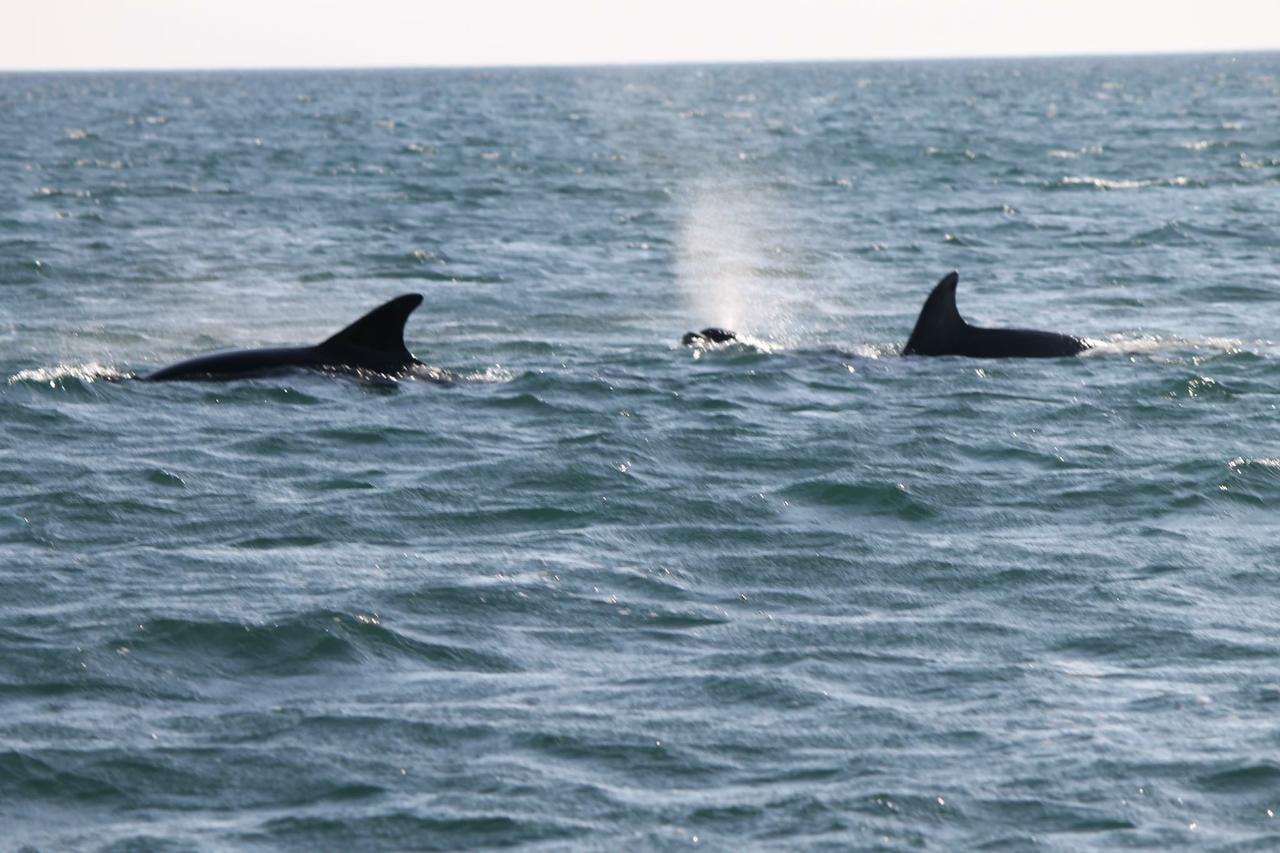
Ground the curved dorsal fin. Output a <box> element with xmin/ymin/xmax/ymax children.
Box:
<box><xmin>320</xmin><ymin>293</ymin><xmax>423</xmax><ymax>359</ymax></box>
<box><xmin>902</xmin><ymin>272</ymin><xmax>965</xmax><ymax>355</ymax></box>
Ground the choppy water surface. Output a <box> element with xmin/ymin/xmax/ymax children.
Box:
<box><xmin>3</xmin><ymin>55</ymin><xmax>1280</xmax><ymax>849</ymax></box>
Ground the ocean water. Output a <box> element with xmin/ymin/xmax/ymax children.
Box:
<box><xmin>2</xmin><ymin>54</ymin><xmax>1279</xmax><ymax>849</ymax></box>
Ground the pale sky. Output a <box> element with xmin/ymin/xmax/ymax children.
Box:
<box><xmin>3</xmin><ymin>0</ymin><xmax>1278</xmax><ymax>72</ymax></box>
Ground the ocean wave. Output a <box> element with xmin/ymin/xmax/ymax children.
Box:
<box><xmin>1225</xmin><ymin>458</ymin><xmax>1280</xmax><ymax>500</ymax></box>
<box><xmin>1050</xmin><ymin>175</ymin><xmax>1202</xmax><ymax>190</ymax></box>
<box><xmin>1238</xmin><ymin>154</ymin><xmax>1280</xmax><ymax>170</ymax></box>
<box><xmin>682</xmin><ymin>334</ymin><xmax>784</xmax><ymax>357</ymax></box>
<box><xmin>777</xmin><ymin>478</ymin><xmax>933</xmax><ymax>519</ymax></box>
<box><xmin>1081</xmin><ymin>335</ymin><xmax>1245</xmax><ymax>357</ymax></box>
<box><xmin>835</xmin><ymin>342</ymin><xmax>896</xmax><ymax>359</ymax></box>
<box><xmin>1228</xmin><ymin>457</ymin><xmax>1280</xmax><ymax>473</ymax></box>
<box><xmin>117</xmin><ymin>612</ymin><xmax>519</xmax><ymax>675</ymax></box>
<box><xmin>8</xmin><ymin>362</ymin><xmax>133</xmax><ymax>386</ymax></box>
<box><xmin>257</xmin><ymin>812</ymin><xmax>579</xmax><ymax>849</ymax></box>
<box><xmin>1178</xmin><ymin>139</ymin><xmax>1232</xmax><ymax>151</ymax></box>
<box><xmin>408</xmin><ymin>364</ymin><xmax>514</xmax><ymax>384</ymax></box>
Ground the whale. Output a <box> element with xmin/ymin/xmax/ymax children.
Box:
<box><xmin>145</xmin><ymin>293</ymin><xmax>424</xmax><ymax>381</ymax></box>
<box><xmin>902</xmin><ymin>272</ymin><xmax>1088</xmax><ymax>358</ymax></box>
<box><xmin>681</xmin><ymin>327</ymin><xmax>738</xmax><ymax>347</ymax></box>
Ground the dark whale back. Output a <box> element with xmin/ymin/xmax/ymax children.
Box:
<box><xmin>145</xmin><ymin>293</ymin><xmax>424</xmax><ymax>381</ymax></box>
<box><xmin>681</xmin><ymin>327</ymin><xmax>738</xmax><ymax>346</ymax></box>
<box><xmin>902</xmin><ymin>272</ymin><xmax>1086</xmax><ymax>358</ymax></box>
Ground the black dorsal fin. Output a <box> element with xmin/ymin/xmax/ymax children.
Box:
<box><xmin>320</xmin><ymin>293</ymin><xmax>423</xmax><ymax>359</ymax></box>
<box><xmin>902</xmin><ymin>272</ymin><xmax>965</xmax><ymax>355</ymax></box>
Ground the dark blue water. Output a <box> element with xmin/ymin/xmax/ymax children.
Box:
<box><xmin>3</xmin><ymin>54</ymin><xmax>1280</xmax><ymax>849</ymax></box>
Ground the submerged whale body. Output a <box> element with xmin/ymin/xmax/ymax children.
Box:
<box><xmin>145</xmin><ymin>293</ymin><xmax>424</xmax><ymax>381</ymax></box>
<box><xmin>902</xmin><ymin>272</ymin><xmax>1088</xmax><ymax>358</ymax></box>
<box><xmin>681</xmin><ymin>327</ymin><xmax>738</xmax><ymax>347</ymax></box>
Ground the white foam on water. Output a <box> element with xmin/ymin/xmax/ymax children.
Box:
<box><xmin>840</xmin><ymin>342</ymin><xmax>897</xmax><ymax>360</ymax></box>
<box><xmin>1229</xmin><ymin>457</ymin><xmax>1280</xmax><ymax>473</ymax></box>
<box><xmin>682</xmin><ymin>333</ymin><xmax>783</xmax><ymax>359</ymax></box>
<box><xmin>407</xmin><ymin>363</ymin><xmax>514</xmax><ymax>384</ymax></box>
<box><xmin>1081</xmin><ymin>334</ymin><xmax>1245</xmax><ymax>357</ymax></box>
<box><xmin>1058</xmin><ymin>175</ymin><xmax>1194</xmax><ymax>190</ymax></box>
<box><xmin>8</xmin><ymin>362</ymin><xmax>132</xmax><ymax>385</ymax></box>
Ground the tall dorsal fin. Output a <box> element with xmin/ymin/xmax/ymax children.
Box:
<box><xmin>902</xmin><ymin>272</ymin><xmax>966</xmax><ymax>355</ymax></box>
<box><xmin>320</xmin><ymin>293</ymin><xmax>423</xmax><ymax>359</ymax></box>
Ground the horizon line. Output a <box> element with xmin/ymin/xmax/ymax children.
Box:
<box><xmin>1</xmin><ymin>45</ymin><xmax>1275</xmax><ymax>76</ymax></box>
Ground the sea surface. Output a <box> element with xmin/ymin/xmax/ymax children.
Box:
<box><xmin>2</xmin><ymin>54</ymin><xmax>1280</xmax><ymax>850</ymax></box>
